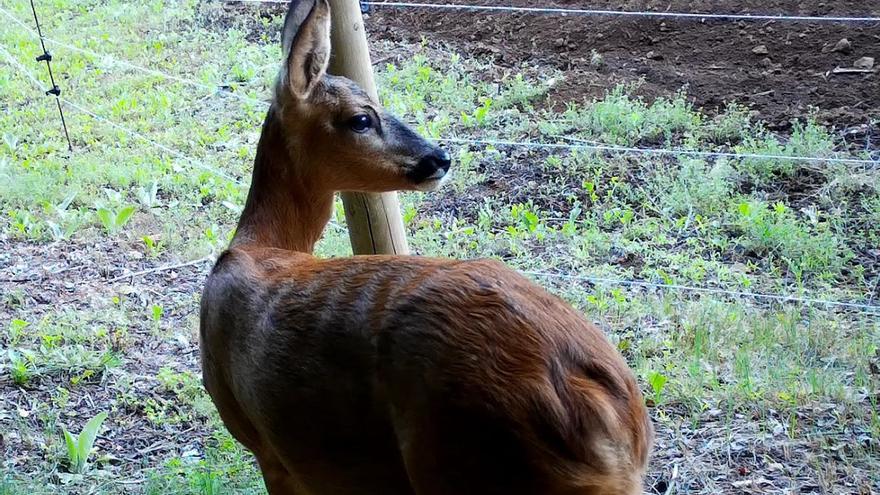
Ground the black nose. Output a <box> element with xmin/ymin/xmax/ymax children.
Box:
<box><xmin>420</xmin><ymin>149</ymin><xmax>451</xmax><ymax>173</ymax></box>
<box><xmin>409</xmin><ymin>149</ymin><xmax>452</xmax><ymax>183</ymax></box>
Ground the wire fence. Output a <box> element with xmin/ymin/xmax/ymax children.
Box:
<box><xmin>0</xmin><ymin>5</ymin><xmax>269</xmax><ymax>108</ymax></box>
<box><xmin>437</xmin><ymin>137</ymin><xmax>878</xmax><ymax>166</ymax></box>
<box><xmin>523</xmin><ymin>270</ymin><xmax>880</xmax><ymax>313</ymax></box>
<box><xmin>2</xmin><ymin>3</ymin><xmax>880</xmax><ymax>313</ymax></box>
<box><xmin>227</xmin><ymin>0</ymin><xmax>880</xmax><ymax>23</ymax></box>
<box><xmin>2</xmin><ymin>6</ymin><xmax>876</xmax><ymax>168</ymax></box>
<box><xmin>0</xmin><ymin>45</ymin><xmax>243</xmax><ymax>185</ymax></box>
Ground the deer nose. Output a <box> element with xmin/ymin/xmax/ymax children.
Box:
<box><xmin>420</xmin><ymin>150</ymin><xmax>451</xmax><ymax>179</ymax></box>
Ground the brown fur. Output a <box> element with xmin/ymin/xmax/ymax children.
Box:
<box><xmin>200</xmin><ymin>1</ymin><xmax>653</xmax><ymax>493</ymax></box>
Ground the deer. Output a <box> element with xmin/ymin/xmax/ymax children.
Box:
<box><xmin>199</xmin><ymin>0</ymin><xmax>653</xmax><ymax>493</ymax></box>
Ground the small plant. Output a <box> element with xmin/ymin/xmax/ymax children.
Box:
<box><xmin>734</xmin><ymin>200</ymin><xmax>850</xmax><ymax>279</ymax></box>
<box><xmin>7</xmin><ymin>319</ymin><xmax>29</xmax><ymax>345</ymax></box>
<box><xmin>3</xmin><ymin>132</ymin><xmax>19</xmax><ymax>151</ymax></box>
<box><xmin>62</xmin><ymin>411</ymin><xmax>108</xmax><ymax>474</ymax></box>
<box><xmin>230</xmin><ymin>63</ymin><xmax>256</xmax><ymax>83</ymax></box>
<box><xmin>709</xmin><ymin>102</ymin><xmax>751</xmax><ymax>144</ymax></box>
<box><xmin>142</xmin><ymin>235</ymin><xmax>164</xmax><ymax>257</ymax></box>
<box><xmin>7</xmin><ymin>349</ymin><xmax>33</xmax><ymax>386</ymax></box>
<box><xmin>151</xmin><ymin>304</ymin><xmax>164</xmax><ymax>323</ymax></box>
<box><xmin>136</xmin><ymin>181</ymin><xmax>161</xmax><ymax>209</ymax></box>
<box><xmin>96</xmin><ymin>205</ymin><xmax>136</xmax><ymax>234</ymax></box>
<box><xmin>734</xmin><ymin>118</ymin><xmax>835</xmax><ymax>184</ymax></box>
<box><xmin>647</xmin><ymin>371</ymin><xmax>669</xmax><ymax>405</ymax></box>
<box><xmin>461</xmin><ymin>98</ymin><xmax>493</xmax><ymax>127</ymax></box>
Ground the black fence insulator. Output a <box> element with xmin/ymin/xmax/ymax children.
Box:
<box><xmin>29</xmin><ymin>0</ymin><xmax>72</xmax><ymax>151</ymax></box>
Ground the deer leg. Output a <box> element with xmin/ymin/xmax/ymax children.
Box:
<box><xmin>256</xmin><ymin>452</ymin><xmax>301</xmax><ymax>495</ymax></box>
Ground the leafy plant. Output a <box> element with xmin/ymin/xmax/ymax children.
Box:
<box><xmin>136</xmin><ymin>181</ymin><xmax>161</xmax><ymax>208</ymax></box>
<box><xmin>96</xmin><ymin>205</ymin><xmax>136</xmax><ymax>234</ymax></box>
<box><xmin>151</xmin><ymin>304</ymin><xmax>164</xmax><ymax>323</ymax></box>
<box><xmin>62</xmin><ymin>411</ymin><xmax>108</xmax><ymax>474</ymax></box>
<box><xmin>230</xmin><ymin>63</ymin><xmax>256</xmax><ymax>82</ymax></box>
<box><xmin>647</xmin><ymin>371</ymin><xmax>669</xmax><ymax>405</ymax></box>
<box><xmin>7</xmin><ymin>319</ymin><xmax>29</xmax><ymax>345</ymax></box>
<box><xmin>2</xmin><ymin>132</ymin><xmax>19</xmax><ymax>151</ymax></box>
<box><xmin>142</xmin><ymin>235</ymin><xmax>164</xmax><ymax>257</ymax></box>
<box><xmin>7</xmin><ymin>349</ymin><xmax>33</xmax><ymax>386</ymax></box>
<box><xmin>461</xmin><ymin>98</ymin><xmax>493</xmax><ymax>127</ymax></box>
<box><xmin>734</xmin><ymin>200</ymin><xmax>850</xmax><ymax>279</ymax></box>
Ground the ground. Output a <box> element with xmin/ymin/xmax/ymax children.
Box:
<box><xmin>368</xmin><ymin>0</ymin><xmax>880</xmax><ymax>131</ymax></box>
<box><xmin>1</xmin><ymin>0</ymin><xmax>879</xmax><ymax>494</ymax></box>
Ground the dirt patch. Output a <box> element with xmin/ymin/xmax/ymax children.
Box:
<box><xmin>366</xmin><ymin>0</ymin><xmax>880</xmax><ymax>130</ymax></box>
<box><xmin>216</xmin><ymin>0</ymin><xmax>880</xmax><ymax>130</ymax></box>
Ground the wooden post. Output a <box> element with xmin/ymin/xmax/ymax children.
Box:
<box><xmin>328</xmin><ymin>0</ymin><xmax>410</xmax><ymax>255</ymax></box>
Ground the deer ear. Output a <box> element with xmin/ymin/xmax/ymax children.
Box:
<box><xmin>282</xmin><ymin>0</ymin><xmax>331</xmax><ymax>99</ymax></box>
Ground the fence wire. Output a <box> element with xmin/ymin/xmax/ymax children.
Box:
<box><xmin>3</xmin><ymin>6</ymin><xmax>880</xmax><ymax>313</ymax></box>
<box><xmin>523</xmin><ymin>271</ymin><xmax>880</xmax><ymax>313</ymax></box>
<box><xmin>437</xmin><ymin>137</ymin><xmax>878</xmax><ymax>166</ymax></box>
<box><xmin>0</xmin><ymin>44</ymin><xmax>244</xmax><ymax>185</ymax></box>
<box><xmin>2</xmin><ymin>6</ymin><xmax>877</xmax><ymax>168</ymax></box>
<box><xmin>227</xmin><ymin>0</ymin><xmax>880</xmax><ymax>23</ymax></box>
<box><xmin>0</xmin><ymin>5</ymin><xmax>269</xmax><ymax>108</ymax></box>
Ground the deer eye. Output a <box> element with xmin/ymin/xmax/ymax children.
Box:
<box><xmin>348</xmin><ymin>114</ymin><xmax>373</xmax><ymax>133</ymax></box>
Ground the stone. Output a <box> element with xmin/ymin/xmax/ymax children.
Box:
<box><xmin>854</xmin><ymin>56</ymin><xmax>875</xmax><ymax>69</ymax></box>
<box><xmin>831</xmin><ymin>38</ymin><xmax>851</xmax><ymax>53</ymax></box>
<box><xmin>752</xmin><ymin>44</ymin><xmax>769</xmax><ymax>55</ymax></box>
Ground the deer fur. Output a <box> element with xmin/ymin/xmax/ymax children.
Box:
<box><xmin>199</xmin><ymin>1</ymin><xmax>653</xmax><ymax>493</ymax></box>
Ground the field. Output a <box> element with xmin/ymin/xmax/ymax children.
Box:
<box><xmin>1</xmin><ymin>0</ymin><xmax>879</xmax><ymax>493</ymax></box>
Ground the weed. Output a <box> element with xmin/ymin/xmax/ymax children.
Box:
<box><xmin>734</xmin><ymin>118</ymin><xmax>835</xmax><ymax>184</ymax></box>
<box><xmin>152</xmin><ymin>304</ymin><xmax>164</xmax><ymax>323</ymax></box>
<box><xmin>6</xmin><ymin>350</ymin><xmax>33</xmax><ymax>386</ymax></box>
<box><xmin>708</xmin><ymin>103</ymin><xmax>752</xmax><ymax>145</ymax></box>
<box><xmin>655</xmin><ymin>158</ymin><xmax>734</xmax><ymax>218</ymax></box>
<box><xmin>7</xmin><ymin>319</ymin><xmax>29</xmax><ymax>346</ymax></box>
<box><xmin>137</xmin><ymin>181</ymin><xmax>161</xmax><ymax>209</ymax></box>
<box><xmin>461</xmin><ymin>98</ymin><xmax>493</xmax><ymax>128</ymax></box>
<box><xmin>734</xmin><ymin>200</ymin><xmax>851</xmax><ymax>280</ymax></box>
<box><xmin>143</xmin><ymin>234</ymin><xmax>165</xmax><ymax>257</ymax></box>
<box><xmin>62</xmin><ymin>411</ymin><xmax>108</xmax><ymax>474</ymax></box>
<box><xmin>96</xmin><ymin>205</ymin><xmax>136</xmax><ymax>234</ymax></box>
<box><xmin>647</xmin><ymin>371</ymin><xmax>669</xmax><ymax>405</ymax></box>
<box><xmin>549</xmin><ymin>84</ymin><xmax>701</xmax><ymax>145</ymax></box>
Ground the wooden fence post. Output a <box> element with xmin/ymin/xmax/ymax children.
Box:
<box><xmin>328</xmin><ymin>0</ymin><xmax>410</xmax><ymax>255</ymax></box>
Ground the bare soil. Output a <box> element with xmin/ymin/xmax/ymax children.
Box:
<box><xmin>367</xmin><ymin>0</ymin><xmax>880</xmax><ymax>131</ymax></box>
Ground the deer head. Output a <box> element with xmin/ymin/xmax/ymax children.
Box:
<box><xmin>273</xmin><ymin>0</ymin><xmax>451</xmax><ymax>194</ymax></box>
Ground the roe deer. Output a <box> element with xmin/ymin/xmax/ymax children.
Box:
<box><xmin>199</xmin><ymin>0</ymin><xmax>653</xmax><ymax>493</ymax></box>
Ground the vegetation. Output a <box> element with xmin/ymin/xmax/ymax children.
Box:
<box><xmin>0</xmin><ymin>0</ymin><xmax>877</xmax><ymax>493</ymax></box>
<box><xmin>62</xmin><ymin>411</ymin><xmax>108</xmax><ymax>475</ymax></box>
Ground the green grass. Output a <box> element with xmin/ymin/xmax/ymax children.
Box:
<box><xmin>1</xmin><ymin>0</ymin><xmax>878</xmax><ymax>493</ymax></box>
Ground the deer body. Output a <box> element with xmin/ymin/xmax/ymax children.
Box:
<box><xmin>199</xmin><ymin>1</ymin><xmax>652</xmax><ymax>493</ymax></box>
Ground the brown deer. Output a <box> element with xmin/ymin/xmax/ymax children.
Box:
<box><xmin>199</xmin><ymin>0</ymin><xmax>653</xmax><ymax>493</ymax></box>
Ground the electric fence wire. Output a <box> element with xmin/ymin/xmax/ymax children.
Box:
<box><xmin>2</xmin><ymin>5</ymin><xmax>876</xmax><ymax>167</ymax></box>
<box><xmin>228</xmin><ymin>0</ymin><xmax>880</xmax><ymax>23</ymax></box>
<box><xmin>3</xmin><ymin>45</ymin><xmax>879</xmax><ymax>313</ymax></box>
<box><xmin>0</xmin><ymin>44</ymin><xmax>244</xmax><ymax>185</ymax></box>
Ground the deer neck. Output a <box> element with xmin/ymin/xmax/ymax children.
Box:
<box><xmin>231</xmin><ymin>108</ymin><xmax>334</xmax><ymax>254</ymax></box>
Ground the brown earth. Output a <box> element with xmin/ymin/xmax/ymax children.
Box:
<box><xmin>366</xmin><ymin>0</ymin><xmax>880</xmax><ymax>132</ymax></box>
